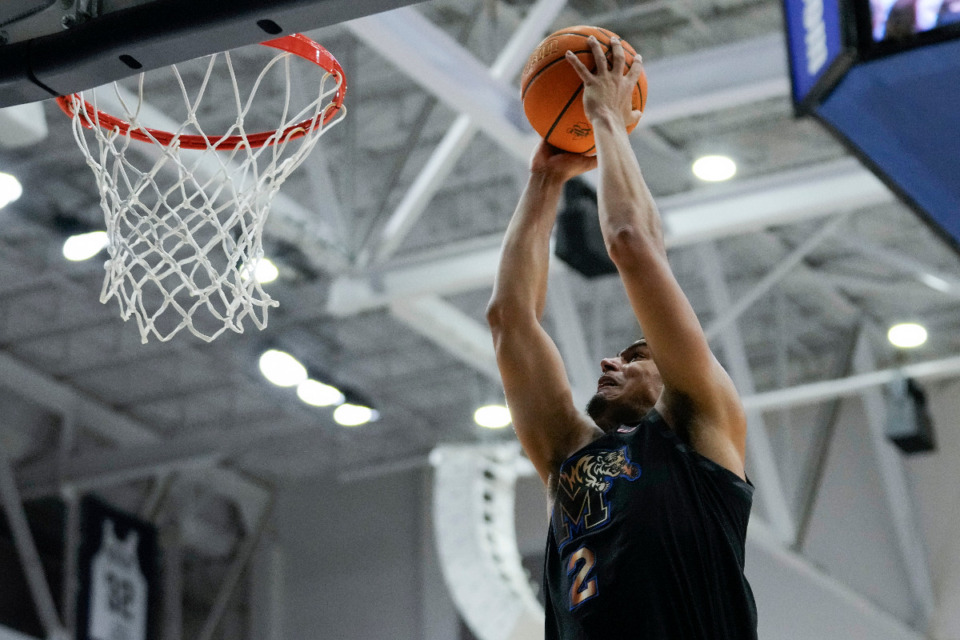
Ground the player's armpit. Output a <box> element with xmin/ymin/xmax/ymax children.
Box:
<box><xmin>659</xmin><ymin>384</ymin><xmax>747</xmax><ymax>481</ymax></box>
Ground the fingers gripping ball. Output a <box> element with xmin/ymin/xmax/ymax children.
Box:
<box><xmin>520</xmin><ymin>26</ymin><xmax>647</xmax><ymax>154</ymax></box>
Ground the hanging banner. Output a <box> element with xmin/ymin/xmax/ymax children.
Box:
<box><xmin>76</xmin><ymin>497</ymin><xmax>157</xmax><ymax>640</ymax></box>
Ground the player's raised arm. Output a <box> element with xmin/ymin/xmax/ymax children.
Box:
<box><xmin>486</xmin><ymin>143</ymin><xmax>602</xmax><ymax>487</ymax></box>
<box><xmin>565</xmin><ymin>37</ymin><xmax>747</xmax><ymax>477</ymax></box>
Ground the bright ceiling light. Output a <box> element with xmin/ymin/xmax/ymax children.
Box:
<box><xmin>333</xmin><ymin>403</ymin><xmax>378</xmax><ymax>427</ymax></box>
<box><xmin>241</xmin><ymin>258</ymin><xmax>279</xmax><ymax>284</ymax></box>
<box><xmin>887</xmin><ymin>322</ymin><xmax>928</xmax><ymax>349</ymax></box>
<box><xmin>258</xmin><ymin>349</ymin><xmax>307</xmax><ymax>387</ymax></box>
<box><xmin>474</xmin><ymin>404</ymin><xmax>512</xmax><ymax>429</ymax></box>
<box><xmin>297</xmin><ymin>379</ymin><xmax>345</xmax><ymax>407</ymax></box>
<box><xmin>692</xmin><ymin>155</ymin><xmax>737</xmax><ymax>182</ymax></box>
<box><xmin>0</xmin><ymin>172</ymin><xmax>22</xmax><ymax>209</ymax></box>
<box><xmin>62</xmin><ymin>231</ymin><xmax>109</xmax><ymax>261</ymax></box>
<box><xmin>254</xmin><ymin>258</ymin><xmax>279</xmax><ymax>283</ymax></box>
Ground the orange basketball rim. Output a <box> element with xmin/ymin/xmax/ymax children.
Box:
<box><xmin>55</xmin><ymin>33</ymin><xmax>346</xmax><ymax>151</ymax></box>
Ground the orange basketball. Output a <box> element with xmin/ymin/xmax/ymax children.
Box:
<box><xmin>520</xmin><ymin>26</ymin><xmax>647</xmax><ymax>154</ymax></box>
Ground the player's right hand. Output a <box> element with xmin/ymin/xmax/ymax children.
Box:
<box><xmin>529</xmin><ymin>139</ymin><xmax>598</xmax><ymax>179</ymax></box>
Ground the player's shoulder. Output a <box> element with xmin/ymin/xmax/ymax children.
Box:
<box><xmin>656</xmin><ymin>392</ymin><xmax>747</xmax><ymax>481</ymax></box>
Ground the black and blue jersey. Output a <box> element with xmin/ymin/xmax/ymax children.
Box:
<box><xmin>544</xmin><ymin>409</ymin><xmax>757</xmax><ymax>639</ymax></box>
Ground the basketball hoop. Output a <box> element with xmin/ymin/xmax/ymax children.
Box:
<box><xmin>57</xmin><ymin>34</ymin><xmax>347</xmax><ymax>343</ymax></box>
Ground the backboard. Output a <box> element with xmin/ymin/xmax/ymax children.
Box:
<box><xmin>0</xmin><ymin>0</ymin><xmax>419</xmax><ymax>107</ymax></box>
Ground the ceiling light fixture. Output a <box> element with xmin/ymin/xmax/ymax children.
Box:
<box><xmin>0</xmin><ymin>172</ymin><xmax>23</xmax><ymax>209</ymax></box>
<box><xmin>333</xmin><ymin>403</ymin><xmax>379</xmax><ymax>427</ymax></box>
<box><xmin>692</xmin><ymin>155</ymin><xmax>737</xmax><ymax>182</ymax></box>
<box><xmin>254</xmin><ymin>258</ymin><xmax>280</xmax><ymax>283</ymax></box>
<box><xmin>242</xmin><ymin>258</ymin><xmax>280</xmax><ymax>284</ymax></box>
<box><xmin>258</xmin><ymin>349</ymin><xmax>307</xmax><ymax>387</ymax></box>
<box><xmin>887</xmin><ymin>322</ymin><xmax>928</xmax><ymax>348</ymax></box>
<box><xmin>473</xmin><ymin>404</ymin><xmax>512</xmax><ymax>429</ymax></box>
<box><xmin>62</xmin><ymin>230</ymin><xmax>109</xmax><ymax>261</ymax></box>
<box><xmin>297</xmin><ymin>379</ymin><xmax>345</xmax><ymax>407</ymax></box>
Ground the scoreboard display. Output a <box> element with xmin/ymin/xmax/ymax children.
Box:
<box><xmin>782</xmin><ymin>0</ymin><xmax>960</xmax><ymax>253</ymax></box>
<box><xmin>782</xmin><ymin>0</ymin><xmax>851</xmax><ymax>108</ymax></box>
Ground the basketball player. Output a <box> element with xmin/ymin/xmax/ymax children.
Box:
<box><xmin>486</xmin><ymin>35</ymin><xmax>758</xmax><ymax>638</ymax></box>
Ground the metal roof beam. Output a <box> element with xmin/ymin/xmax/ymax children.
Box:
<box><xmin>698</xmin><ymin>242</ymin><xmax>796</xmax><ymax>544</ymax></box>
<box><xmin>346</xmin><ymin>17</ymin><xmax>792</xmax><ymax>160</ymax></box>
<box><xmin>347</xmin><ymin>22</ymin><xmax>793</xmax><ymax>267</ymax></box>
<box><xmin>833</xmin><ymin>235</ymin><xmax>960</xmax><ymax>298</ymax></box>
<box><xmin>853</xmin><ymin>335</ymin><xmax>936</xmax><ymax>629</ymax></box>
<box><xmin>641</xmin><ymin>33</ymin><xmax>790</xmax><ymax>125</ymax></box>
<box><xmin>0</xmin><ymin>350</ymin><xmax>267</xmax><ymax>526</ymax></box>
<box><xmin>546</xmin><ymin>264</ymin><xmax>597</xmax><ymax>407</ymax></box>
<box><xmin>703</xmin><ymin>215</ymin><xmax>847</xmax><ymax>342</ymax></box>
<box><xmin>327</xmin><ymin>158</ymin><xmax>891</xmax><ymax>316</ymax></box>
<box><xmin>742</xmin><ymin>352</ymin><xmax>960</xmax><ymax>411</ymax></box>
<box><xmin>359</xmin><ymin>0</ymin><xmax>568</xmax><ymax>266</ymax></box>
<box><xmin>0</xmin><ymin>442</ymin><xmax>65</xmax><ymax>639</ymax></box>
<box><xmin>345</xmin><ymin>7</ymin><xmax>536</xmax><ymax>160</ymax></box>
<box><xmin>15</xmin><ymin>421</ymin><xmax>321</xmax><ymax>502</ymax></box>
<box><xmin>389</xmin><ymin>296</ymin><xmax>500</xmax><ymax>380</ymax></box>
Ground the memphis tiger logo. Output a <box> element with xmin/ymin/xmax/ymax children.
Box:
<box><xmin>552</xmin><ymin>447</ymin><xmax>640</xmax><ymax>549</ymax></box>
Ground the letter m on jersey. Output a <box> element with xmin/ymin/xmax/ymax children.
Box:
<box><xmin>552</xmin><ymin>447</ymin><xmax>640</xmax><ymax>549</ymax></box>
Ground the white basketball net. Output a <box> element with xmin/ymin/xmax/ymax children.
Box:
<box><xmin>64</xmin><ymin>45</ymin><xmax>345</xmax><ymax>342</ymax></box>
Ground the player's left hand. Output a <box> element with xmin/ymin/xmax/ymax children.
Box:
<box><xmin>529</xmin><ymin>139</ymin><xmax>598</xmax><ymax>180</ymax></box>
<box><xmin>565</xmin><ymin>35</ymin><xmax>644</xmax><ymax>129</ymax></box>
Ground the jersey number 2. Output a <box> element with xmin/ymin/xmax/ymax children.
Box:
<box><xmin>567</xmin><ymin>545</ymin><xmax>598</xmax><ymax>609</ymax></box>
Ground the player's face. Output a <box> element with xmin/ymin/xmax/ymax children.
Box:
<box><xmin>586</xmin><ymin>339</ymin><xmax>663</xmax><ymax>431</ymax></box>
